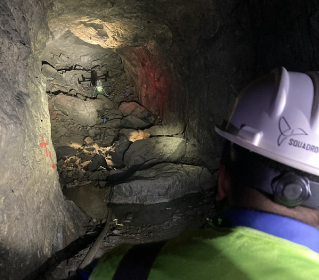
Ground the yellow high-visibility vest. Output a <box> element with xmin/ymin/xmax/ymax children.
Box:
<box><xmin>90</xmin><ymin>226</ymin><xmax>319</xmax><ymax>280</ymax></box>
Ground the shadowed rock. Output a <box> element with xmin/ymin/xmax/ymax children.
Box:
<box><xmin>56</xmin><ymin>146</ymin><xmax>77</xmax><ymax>161</ymax></box>
<box><xmin>110</xmin><ymin>163</ymin><xmax>213</xmax><ymax>204</ymax></box>
<box><xmin>145</xmin><ymin>122</ymin><xmax>185</xmax><ymax>136</ymax></box>
<box><xmin>108</xmin><ymin>136</ymin><xmax>131</xmax><ymax>168</ymax></box>
<box><xmin>54</xmin><ymin>94</ymin><xmax>98</xmax><ymax>126</ymax></box>
<box><xmin>123</xmin><ymin>137</ymin><xmax>186</xmax><ymax>168</ymax></box>
<box><xmin>121</xmin><ymin>115</ymin><xmax>151</xmax><ymax>129</ymax></box>
<box><xmin>119</xmin><ymin>101</ymin><xmax>155</xmax><ymax>124</ymax></box>
<box><xmin>87</xmin><ymin>154</ymin><xmax>107</xmax><ymax>171</ymax></box>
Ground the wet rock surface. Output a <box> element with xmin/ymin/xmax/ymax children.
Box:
<box><xmin>29</xmin><ymin>192</ymin><xmax>215</xmax><ymax>280</ymax></box>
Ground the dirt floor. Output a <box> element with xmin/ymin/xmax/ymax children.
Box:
<box><xmin>29</xmin><ymin>191</ymin><xmax>216</xmax><ymax>280</ymax></box>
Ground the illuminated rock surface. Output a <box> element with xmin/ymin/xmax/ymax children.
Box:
<box><xmin>0</xmin><ymin>1</ymin><xmax>86</xmax><ymax>279</ymax></box>
<box><xmin>2</xmin><ymin>0</ymin><xmax>319</xmax><ymax>279</ymax></box>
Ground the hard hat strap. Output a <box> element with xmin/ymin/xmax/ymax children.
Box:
<box><xmin>231</xmin><ymin>160</ymin><xmax>319</xmax><ymax>209</ymax></box>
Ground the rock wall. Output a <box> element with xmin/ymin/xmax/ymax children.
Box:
<box><xmin>3</xmin><ymin>0</ymin><xmax>319</xmax><ymax>276</ymax></box>
<box><xmin>248</xmin><ymin>0</ymin><xmax>319</xmax><ymax>73</ymax></box>
<box><xmin>0</xmin><ymin>1</ymin><xmax>85</xmax><ymax>279</ymax></box>
<box><xmin>117</xmin><ymin>0</ymin><xmax>256</xmax><ymax>170</ymax></box>
<box><xmin>42</xmin><ymin>0</ymin><xmax>319</xmax><ymax>203</ymax></box>
<box><xmin>117</xmin><ymin>0</ymin><xmax>319</xmax><ymax>170</ymax></box>
<box><xmin>44</xmin><ymin>0</ymin><xmax>256</xmax><ymax>172</ymax></box>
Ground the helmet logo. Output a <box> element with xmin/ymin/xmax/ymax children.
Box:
<box><xmin>277</xmin><ymin>117</ymin><xmax>307</xmax><ymax>146</ymax></box>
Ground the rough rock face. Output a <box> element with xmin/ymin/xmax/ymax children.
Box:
<box><xmin>146</xmin><ymin>122</ymin><xmax>185</xmax><ymax>136</ymax></box>
<box><xmin>0</xmin><ymin>1</ymin><xmax>86</xmax><ymax>279</ymax></box>
<box><xmin>54</xmin><ymin>94</ymin><xmax>98</xmax><ymax>126</ymax></box>
<box><xmin>43</xmin><ymin>0</ymin><xmax>319</xmax><ymax>174</ymax></box>
<box><xmin>4</xmin><ymin>0</ymin><xmax>319</xmax><ymax>277</ymax></box>
<box><xmin>41</xmin><ymin>29</ymin><xmax>126</xmax><ymax>100</ymax></box>
<box><xmin>43</xmin><ymin>0</ymin><xmax>256</xmax><ymax>171</ymax></box>
<box><xmin>51</xmin><ymin>96</ymin><xmax>190</xmax><ymax>190</ymax></box>
<box><xmin>123</xmin><ymin>137</ymin><xmax>186</xmax><ymax>168</ymax></box>
<box><xmin>50</xmin><ymin>87</ymin><xmax>209</xmax><ymax>210</ymax></box>
<box><xmin>111</xmin><ymin>163</ymin><xmax>213</xmax><ymax>204</ymax></box>
<box><xmin>119</xmin><ymin>101</ymin><xmax>155</xmax><ymax>124</ymax></box>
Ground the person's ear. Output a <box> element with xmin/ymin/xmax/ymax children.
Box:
<box><xmin>216</xmin><ymin>162</ymin><xmax>231</xmax><ymax>201</ymax></box>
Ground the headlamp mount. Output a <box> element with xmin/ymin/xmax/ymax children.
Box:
<box><xmin>232</xmin><ymin>160</ymin><xmax>319</xmax><ymax>209</ymax></box>
<box><xmin>272</xmin><ymin>172</ymin><xmax>311</xmax><ymax>208</ymax></box>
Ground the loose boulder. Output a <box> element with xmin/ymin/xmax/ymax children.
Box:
<box><xmin>121</xmin><ymin>115</ymin><xmax>151</xmax><ymax>129</ymax></box>
<box><xmin>54</xmin><ymin>94</ymin><xmax>98</xmax><ymax>126</ymax></box>
<box><xmin>145</xmin><ymin>122</ymin><xmax>185</xmax><ymax>136</ymax></box>
<box><xmin>88</xmin><ymin>96</ymin><xmax>114</xmax><ymax>115</ymax></box>
<box><xmin>56</xmin><ymin>146</ymin><xmax>77</xmax><ymax>161</ymax></box>
<box><xmin>108</xmin><ymin>136</ymin><xmax>131</xmax><ymax>168</ymax></box>
<box><xmin>123</xmin><ymin>137</ymin><xmax>186</xmax><ymax>168</ymax></box>
<box><xmin>119</xmin><ymin>101</ymin><xmax>155</xmax><ymax>124</ymax></box>
<box><xmin>110</xmin><ymin>163</ymin><xmax>213</xmax><ymax>204</ymax></box>
<box><xmin>87</xmin><ymin>154</ymin><xmax>107</xmax><ymax>171</ymax></box>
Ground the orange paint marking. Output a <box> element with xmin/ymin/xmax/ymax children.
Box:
<box><xmin>40</xmin><ymin>135</ymin><xmax>55</xmax><ymax>169</ymax></box>
<box><xmin>40</xmin><ymin>135</ymin><xmax>49</xmax><ymax>157</ymax></box>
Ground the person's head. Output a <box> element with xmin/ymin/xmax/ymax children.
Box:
<box><xmin>216</xmin><ymin>141</ymin><xmax>319</xmax><ymax>228</ymax></box>
<box><xmin>215</xmin><ymin>67</ymin><xmax>319</xmax><ymax>228</ymax></box>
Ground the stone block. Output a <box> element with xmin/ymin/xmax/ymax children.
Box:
<box><xmin>119</xmin><ymin>101</ymin><xmax>154</xmax><ymax>124</ymax></box>
<box><xmin>121</xmin><ymin>115</ymin><xmax>151</xmax><ymax>129</ymax></box>
<box><xmin>55</xmin><ymin>146</ymin><xmax>77</xmax><ymax>161</ymax></box>
<box><xmin>110</xmin><ymin>163</ymin><xmax>213</xmax><ymax>204</ymax></box>
<box><xmin>87</xmin><ymin>154</ymin><xmax>107</xmax><ymax>171</ymax></box>
<box><xmin>146</xmin><ymin>122</ymin><xmax>185</xmax><ymax>136</ymax></box>
<box><xmin>54</xmin><ymin>94</ymin><xmax>98</xmax><ymax>126</ymax></box>
<box><xmin>123</xmin><ymin>137</ymin><xmax>186</xmax><ymax>168</ymax></box>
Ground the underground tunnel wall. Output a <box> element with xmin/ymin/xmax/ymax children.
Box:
<box><xmin>44</xmin><ymin>0</ymin><xmax>258</xmax><ymax>172</ymax></box>
<box><xmin>116</xmin><ymin>0</ymin><xmax>256</xmax><ymax>170</ymax></box>
<box><xmin>3</xmin><ymin>0</ymin><xmax>319</xmax><ymax>278</ymax></box>
<box><xmin>0</xmin><ymin>1</ymin><xmax>85</xmax><ymax>279</ymax></box>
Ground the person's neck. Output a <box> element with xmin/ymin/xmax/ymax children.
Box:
<box><xmin>229</xmin><ymin>185</ymin><xmax>319</xmax><ymax>230</ymax></box>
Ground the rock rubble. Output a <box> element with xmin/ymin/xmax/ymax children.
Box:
<box><xmin>50</xmin><ymin>90</ymin><xmax>213</xmax><ymax>210</ymax></box>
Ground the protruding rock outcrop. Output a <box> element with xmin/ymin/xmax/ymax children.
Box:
<box><xmin>111</xmin><ymin>163</ymin><xmax>213</xmax><ymax>204</ymax></box>
<box><xmin>123</xmin><ymin>137</ymin><xmax>186</xmax><ymax>168</ymax></box>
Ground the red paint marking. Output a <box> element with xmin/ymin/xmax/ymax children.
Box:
<box><xmin>40</xmin><ymin>135</ymin><xmax>55</xmax><ymax>169</ymax></box>
<box><xmin>49</xmin><ymin>151</ymin><xmax>55</xmax><ymax>168</ymax></box>
<box><xmin>40</xmin><ymin>135</ymin><xmax>49</xmax><ymax>157</ymax></box>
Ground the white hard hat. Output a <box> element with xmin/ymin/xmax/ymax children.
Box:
<box><xmin>215</xmin><ymin>67</ymin><xmax>319</xmax><ymax>176</ymax></box>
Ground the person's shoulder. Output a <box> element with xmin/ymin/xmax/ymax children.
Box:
<box><xmin>162</xmin><ymin>226</ymin><xmax>232</xmax><ymax>248</ymax></box>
